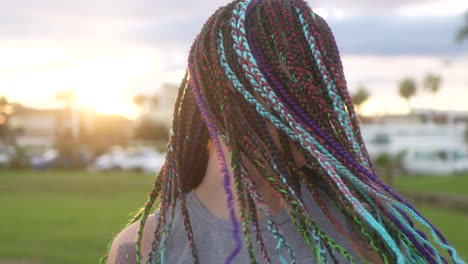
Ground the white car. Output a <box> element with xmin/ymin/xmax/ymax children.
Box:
<box><xmin>0</xmin><ymin>152</ymin><xmax>11</xmax><ymax>166</ymax></box>
<box><xmin>142</xmin><ymin>151</ymin><xmax>166</xmax><ymax>174</ymax></box>
<box><xmin>92</xmin><ymin>146</ymin><xmax>127</xmax><ymax>171</ymax></box>
<box><xmin>30</xmin><ymin>148</ymin><xmax>58</xmax><ymax>169</ymax></box>
<box><xmin>0</xmin><ymin>145</ymin><xmax>15</xmax><ymax>167</ymax></box>
<box><xmin>92</xmin><ymin>147</ymin><xmax>165</xmax><ymax>173</ymax></box>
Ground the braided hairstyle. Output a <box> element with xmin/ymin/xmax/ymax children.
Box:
<box><xmin>101</xmin><ymin>0</ymin><xmax>464</xmax><ymax>263</ymax></box>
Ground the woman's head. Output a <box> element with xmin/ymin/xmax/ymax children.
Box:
<box><xmin>118</xmin><ymin>0</ymin><xmax>463</xmax><ymax>263</ymax></box>
<box><xmin>181</xmin><ymin>0</ymin><xmax>370</xmax><ymax>192</ymax></box>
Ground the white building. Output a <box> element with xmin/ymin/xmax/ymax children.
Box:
<box><xmin>9</xmin><ymin>108</ymin><xmax>59</xmax><ymax>147</ymax></box>
<box><xmin>361</xmin><ymin>115</ymin><xmax>468</xmax><ymax>175</ymax></box>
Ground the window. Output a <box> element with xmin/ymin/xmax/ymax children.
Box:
<box><xmin>415</xmin><ymin>151</ymin><xmax>433</xmax><ymax>161</ymax></box>
<box><xmin>435</xmin><ymin>151</ymin><xmax>448</xmax><ymax>161</ymax></box>
<box><xmin>372</xmin><ymin>133</ymin><xmax>390</xmax><ymax>145</ymax></box>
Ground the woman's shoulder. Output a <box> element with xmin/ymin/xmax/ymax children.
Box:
<box><xmin>106</xmin><ymin>213</ymin><xmax>157</xmax><ymax>264</ymax></box>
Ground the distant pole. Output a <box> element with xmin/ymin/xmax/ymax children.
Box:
<box><xmin>56</xmin><ymin>89</ymin><xmax>79</xmax><ymax>141</ymax></box>
<box><xmin>71</xmin><ymin>102</ymin><xmax>79</xmax><ymax>141</ymax></box>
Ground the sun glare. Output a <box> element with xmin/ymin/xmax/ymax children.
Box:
<box><xmin>86</xmin><ymin>101</ymin><xmax>140</xmax><ymax>119</ymax></box>
<box><xmin>0</xmin><ymin>42</ymin><xmax>161</xmax><ymax>119</ymax></box>
<box><xmin>360</xmin><ymin>96</ymin><xmax>410</xmax><ymax>117</ymax></box>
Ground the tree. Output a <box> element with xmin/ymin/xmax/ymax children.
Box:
<box><xmin>456</xmin><ymin>11</ymin><xmax>468</xmax><ymax>43</ymax></box>
<box><xmin>133</xmin><ymin>94</ymin><xmax>147</xmax><ymax>107</ymax></box>
<box><xmin>374</xmin><ymin>153</ymin><xmax>394</xmax><ymax>187</ymax></box>
<box><xmin>132</xmin><ymin>93</ymin><xmax>165</xmax><ymax>144</ymax></box>
<box><xmin>423</xmin><ymin>73</ymin><xmax>442</xmax><ymax>95</ymax></box>
<box><xmin>133</xmin><ymin>94</ymin><xmax>159</xmax><ymax>113</ymax></box>
<box><xmin>399</xmin><ymin>78</ymin><xmax>417</xmax><ymax>113</ymax></box>
<box><xmin>134</xmin><ymin>119</ymin><xmax>169</xmax><ymax>142</ymax></box>
<box><xmin>0</xmin><ymin>96</ymin><xmax>16</xmax><ymax>143</ymax></box>
<box><xmin>351</xmin><ymin>86</ymin><xmax>370</xmax><ymax>116</ymax></box>
<box><xmin>373</xmin><ymin>151</ymin><xmax>406</xmax><ymax>187</ymax></box>
<box><xmin>423</xmin><ymin>73</ymin><xmax>442</xmax><ymax>122</ymax></box>
<box><xmin>0</xmin><ymin>97</ymin><xmax>9</xmax><ymax>139</ymax></box>
<box><xmin>150</xmin><ymin>95</ymin><xmax>159</xmax><ymax>106</ymax></box>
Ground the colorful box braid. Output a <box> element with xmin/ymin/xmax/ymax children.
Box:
<box><xmin>100</xmin><ymin>0</ymin><xmax>465</xmax><ymax>263</ymax></box>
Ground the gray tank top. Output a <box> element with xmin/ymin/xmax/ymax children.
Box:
<box><xmin>152</xmin><ymin>184</ymin><xmax>360</xmax><ymax>263</ymax></box>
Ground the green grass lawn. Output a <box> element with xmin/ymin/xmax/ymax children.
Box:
<box><xmin>0</xmin><ymin>170</ymin><xmax>154</xmax><ymax>264</ymax></box>
<box><xmin>394</xmin><ymin>174</ymin><xmax>468</xmax><ymax>195</ymax></box>
<box><xmin>417</xmin><ymin>206</ymin><xmax>468</xmax><ymax>261</ymax></box>
<box><xmin>0</xmin><ymin>170</ymin><xmax>467</xmax><ymax>263</ymax></box>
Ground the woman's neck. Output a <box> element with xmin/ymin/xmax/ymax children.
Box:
<box><xmin>193</xmin><ymin>141</ymin><xmax>284</xmax><ymax>220</ymax></box>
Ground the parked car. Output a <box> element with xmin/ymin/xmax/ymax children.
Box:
<box><xmin>0</xmin><ymin>145</ymin><xmax>16</xmax><ymax>168</ymax></box>
<box><xmin>91</xmin><ymin>147</ymin><xmax>165</xmax><ymax>173</ymax></box>
<box><xmin>92</xmin><ymin>146</ymin><xmax>126</xmax><ymax>171</ymax></box>
<box><xmin>141</xmin><ymin>151</ymin><xmax>165</xmax><ymax>174</ymax></box>
<box><xmin>30</xmin><ymin>148</ymin><xmax>58</xmax><ymax>170</ymax></box>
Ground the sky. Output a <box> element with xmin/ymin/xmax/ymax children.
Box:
<box><xmin>0</xmin><ymin>0</ymin><xmax>467</xmax><ymax>118</ymax></box>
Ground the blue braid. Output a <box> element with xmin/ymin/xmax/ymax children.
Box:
<box><xmin>219</xmin><ymin>26</ymin><xmax>358</xmax><ymax>262</ymax></box>
<box><xmin>230</xmin><ymin>2</ymin><xmax>404</xmax><ymax>262</ymax></box>
<box><xmin>292</xmin><ymin>3</ymin><xmax>369</xmax><ymax>169</ymax></box>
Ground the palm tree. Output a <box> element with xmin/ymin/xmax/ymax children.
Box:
<box><xmin>133</xmin><ymin>94</ymin><xmax>158</xmax><ymax>107</ymax></box>
<box><xmin>423</xmin><ymin>73</ymin><xmax>442</xmax><ymax>122</ymax></box>
<box><xmin>0</xmin><ymin>96</ymin><xmax>13</xmax><ymax>115</ymax></box>
<box><xmin>351</xmin><ymin>86</ymin><xmax>370</xmax><ymax>116</ymax></box>
<box><xmin>0</xmin><ymin>96</ymin><xmax>10</xmax><ymax>140</ymax></box>
<box><xmin>0</xmin><ymin>96</ymin><xmax>17</xmax><ymax>143</ymax></box>
<box><xmin>150</xmin><ymin>95</ymin><xmax>159</xmax><ymax>106</ymax></box>
<box><xmin>133</xmin><ymin>94</ymin><xmax>159</xmax><ymax>120</ymax></box>
<box><xmin>133</xmin><ymin>94</ymin><xmax>147</xmax><ymax>108</ymax></box>
<box><xmin>423</xmin><ymin>73</ymin><xmax>442</xmax><ymax>95</ymax></box>
<box><xmin>456</xmin><ymin>11</ymin><xmax>468</xmax><ymax>43</ymax></box>
<box><xmin>0</xmin><ymin>96</ymin><xmax>7</xmax><ymax>107</ymax></box>
<box><xmin>399</xmin><ymin>78</ymin><xmax>417</xmax><ymax>113</ymax></box>
<box><xmin>133</xmin><ymin>93</ymin><xmax>160</xmax><ymax>137</ymax></box>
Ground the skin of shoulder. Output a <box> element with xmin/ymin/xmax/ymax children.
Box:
<box><xmin>107</xmin><ymin>213</ymin><xmax>156</xmax><ymax>264</ymax></box>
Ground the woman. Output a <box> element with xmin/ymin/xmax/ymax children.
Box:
<box><xmin>103</xmin><ymin>0</ymin><xmax>464</xmax><ymax>263</ymax></box>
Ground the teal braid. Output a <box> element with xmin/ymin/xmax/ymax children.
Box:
<box><xmin>237</xmin><ymin>160</ymin><xmax>295</xmax><ymax>263</ymax></box>
<box><xmin>236</xmin><ymin>3</ymin><xmax>458</xmax><ymax>262</ymax></box>
<box><xmin>292</xmin><ymin>3</ymin><xmax>368</xmax><ymax>169</ymax></box>
<box><xmin>219</xmin><ymin>28</ymin><xmax>356</xmax><ymax>263</ymax></box>
<box><xmin>337</xmin><ymin>157</ymin><xmax>463</xmax><ymax>263</ymax></box>
<box><xmin>245</xmin><ymin>186</ymin><xmax>272</xmax><ymax>263</ymax></box>
<box><xmin>221</xmin><ymin>22</ymin><xmax>342</xmax><ymax>257</ymax></box>
<box><xmin>228</xmin><ymin>2</ymin><xmax>405</xmax><ymax>262</ymax></box>
<box><xmin>101</xmin><ymin>1</ymin><xmax>464</xmax><ymax>264</ymax></box>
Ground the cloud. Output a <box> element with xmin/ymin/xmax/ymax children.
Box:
<box><xmin>343</xmin><ymin>54</ymin><xmax>468</xmax><ymax>91</ymax></box>
<box><xmin>0</xmin><ymin>0</ymin><xmax>466</xmax><ymax>117</ymax></box>
<box><xmin>0</xmin><ymin>0</ymin><xmax>463</xmax><ymax>38</ymax></box>
<box><xmin>5</xmin><ymin>0</ymin><xmax>429</xmax><ymax>21</ymax></box>
<box><xmin>0</xmin><ymin>0</ymin><xmax>466</xmax><ymax>58</ymax></box>
<box><xmin>311</xmin><ymin>0</ymin><xmax>430</xmax><ymax>12</ymax></box>
<box><xmin>0</xmin><ymin>0</ymin><xmax>226</xmax><ymax>20</ymax></box>
<box><xmin>126</xmin><ymin>14</ymin><xmax>468</xmax><ymax>71</ymax></box>
<box><xmin>396</xmin><ymin>0</ymin><xmax>468</xmax><ymax>17</ymax></box>
<box><xmin>329</xmin><ymin>15</ymin><xmax>468</xmax><ymax>55</ymax></box>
